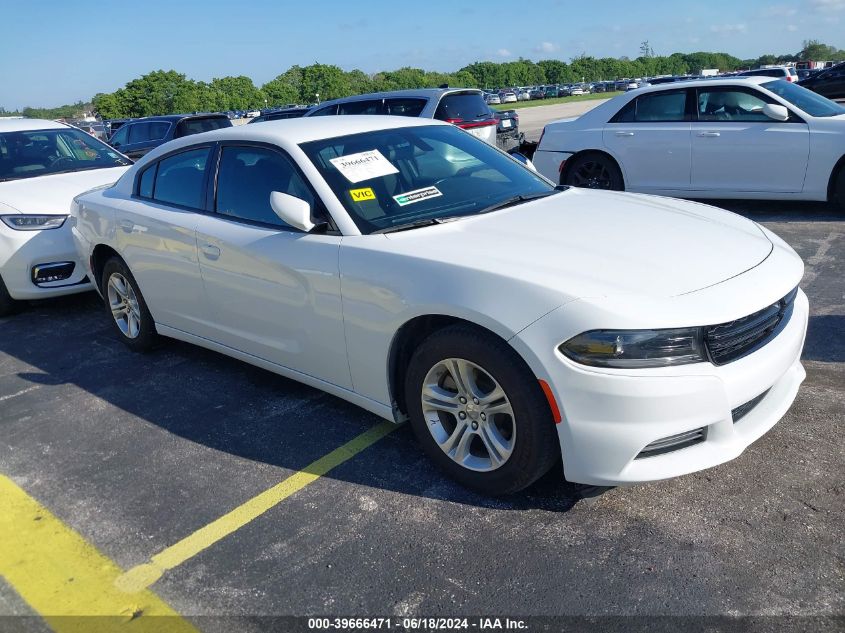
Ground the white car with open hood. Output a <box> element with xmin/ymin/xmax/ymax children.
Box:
<box><xmin>0</xmin><ymin>118</ymin><xmax>131</xmax><ymax>315</ymax></box>
<box><xmin>533</xmin><ymin>77</ymin><xmax>845</xmax><ymax>206</ymax></box>
<box><xmin>71</xmin><ymin>116</ymin><xmax>808</xmax><ymax>494</ymax></box>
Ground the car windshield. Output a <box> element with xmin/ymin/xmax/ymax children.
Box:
<box><xmin>762</xmin><ymin>79</ymin><xmax>845</xmax><ymax>117</ymax></box>
<box><xmin>0</xmin><ymin>127</ymin><xmax>131</xmax><ymax>182</ymax></box>
<box><xmin>300</xmin><ymin>124</ymin><xmax>555</xmax><ymax>234</ymax></box>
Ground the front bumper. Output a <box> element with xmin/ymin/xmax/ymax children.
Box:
<box><xmin>0</xmin><ymin>221</ymin><xmax>92</xmax><ymax>300</ymax></box>
<box><xmin>512</xmin><ymin>288</ymin><xmax>809</xmax><ymax>486</ymax></box>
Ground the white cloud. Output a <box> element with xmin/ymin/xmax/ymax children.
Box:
<box><xmin>761</xmin><ymin>4</ymin><xmax>798</xmax><ymax>16</ymax></box>
<box><xmin>496</xmin><ymin>48</ymin><xmax>512</xmax><ymax>57</ymax></box>
<box><xmin>809</xmin><ymin>0</ymin><xmax>845</xmax><ymax>11</ymax></box>
<box><xmin>787</xmin><ymin>23</ymin><xmax>799</xmax><ymax>30</ymax></box>
<box><xmin>534</xmin><ymin>41</ymin><xmax>559</xmax><ymax>54</ymax></box>
<box><xmin>709</xmin><ymin>23</ymin><xmax>748</xmax><ymax>34</ymax></box>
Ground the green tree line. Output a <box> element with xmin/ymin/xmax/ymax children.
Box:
<box><xmin>5</xmin><ymin>40</ymin><xmax>843</xmax><ymax>120</ymax></box>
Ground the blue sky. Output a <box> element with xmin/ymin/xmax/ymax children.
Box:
<box><xmin>1</xmin><ymin>0</ymin><xmax>842</xmax><ymax>109</ymax></box>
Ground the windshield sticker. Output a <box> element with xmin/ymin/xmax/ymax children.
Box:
<box><xmin>329</xmin><ymin>149</ymin><xmax>399</xmax><ymax>184</ymax></box>
<box><xmin>349</xmin><ymin>187</ymin><xmax>376</xmax><ymax>202</ymax></box>
<box><xmin>393</xmin><ymin>186</ymin><xmax>443</xmax><ymax>207</ymax></box>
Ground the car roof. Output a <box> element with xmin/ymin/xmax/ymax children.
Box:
<box><xmin>311</xmin><ymin>88</ymin><xmax>482</xmax><ymax>108</ymax></box>
<box><xmin>0</xmin><ymin>118</ymin><xmax>69</xmax><ymax>132</ymax></box>
<box><xmin>634</xmin><ymin>76</ymin><xmax>776</xmax><ymax>92</ymax></box>
<box><xmin>141</xmin><ymin>115</ymin><xmax>451</xmax><ymax>156</ymax></box>
<box><xmin>125</xmin><ymin>113</ymin><xmax>229</xmax><ymax>123</ymax></box>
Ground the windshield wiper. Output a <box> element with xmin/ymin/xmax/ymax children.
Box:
<box><xmin>373</xmin><ymin>216</ymin><xmax>465</xmax><ymax>234</ymax></box>
<box><xmin>475</xmin><ymin>190</ymin><xmax>560</xmax><ymax>215</ymax></box>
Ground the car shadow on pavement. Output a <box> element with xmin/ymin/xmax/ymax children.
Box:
<box><xmin>803</xmin><ymin>315</ymin><xmax>845</xmax><ymax>363</ymax></box>
<box><xmin>2</xmin><ymin>293</ymin><xmax>587</xmax><ymax>513</ymax></box>
<box><xmin>702</xmin><ymin>199</ymin><xmax>844</xmax><ymax>221</ymax></box>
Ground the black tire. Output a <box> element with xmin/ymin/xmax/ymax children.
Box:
<box><xmin>100</xmin><ymin>257</ymin><xmax>157</xmax><ymax>352</ymax></box>
<box><xmin>0</xmin><ymin>274</ymin><xmax>21</xmax><ymax>317</ymax></box>
<box><xmin>405</xmin><ymin>324</ymin><xmax>559</xmax><ymax>495</ymax></box>
<box><xmin>563</xmin><ymin>152</ymin><xmax>624</xmax><ymax>191</ymax></box>
<box><xmin>832</xmin><ymin>163</ymin><xmax>845</xmax><ymax>210</ymax></box>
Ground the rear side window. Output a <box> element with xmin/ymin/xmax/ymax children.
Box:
<box><xmin>215</xmin><ymin>146</ymin><xmax>315</xmax><ymax>228</ymax></box>
<box><xmin>309</xmin><ymin>105</ymin><xmax>339</xmax><ymax>116</ymax></box>
<box><xmin>148</xmin><ymin>122</ymin><xmax>170</xmax><ymax>141</ymax></box>
<box><xmin>127</xmin><ymin>123</ymin><xmax>148</xmax><ymax>143</ymax></box>
<box><xmin>138</xmin><ymin>164</ymin><xmax>156</xmax><ymax>198</ymax></box>
<box><xmin>434</xmin><ymin>93</ymin><xmax>490</xmax><ymax>122</ymax></box>
<box><xmin>175</xmin><ymin>117</ymin><xmax>231</xmax><ymax>138</ymax></box>
<box><xmin>385</xmin><ymin>98</ymin><xmax>427</xmax><ymax>117</ymax></box>
<box><xmin>151</xmin><ymin>147</ymin><xmax>210</xmax><ymax>208</ymax></box>
<box><xmin>337</xmin><ymin>99</ymin><xmax>384</xmax><ymax>115</ymax></box>
<box><xmin>613</xmin><ymin>90</ymin><xmax>687</xmax><ymax>122</ymax></box>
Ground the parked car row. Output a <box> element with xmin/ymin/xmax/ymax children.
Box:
<box><xmin>3</xmin><ymin>78</ymin><xmax>835</xmax><ymax>496</ymax></box>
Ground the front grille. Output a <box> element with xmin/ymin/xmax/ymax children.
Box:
<box><xmin>732</xmin><ymin>389</ymin><xmax>770</xmax><ymax>423</ymax></box>
<box><xmin>636</xmin><ymin>427</ymin><xmax>707</xmax><ymax>459</ymax></box>
<box><xmin>704</xmin><ymin>287</ymin><xmax>798</xmax><ymax>365</ymax></box>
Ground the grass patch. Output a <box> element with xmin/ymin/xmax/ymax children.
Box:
<box><xmin>493</xmin><ymin>92</ymin><xmax>622</xmax><ymax>110</ymax></box>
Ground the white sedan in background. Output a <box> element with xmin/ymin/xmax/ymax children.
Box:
<box><xmin>73</xmin><ymin>116</ymin><xmax>807</xmax><ymax>494</ymax></box>
<box><xmin>0</xmin><ymin>119</ymin><xmax>131</xmax><ymax>315</ymax></box>
<box><xmin>534</xmin><ymin>77</ymin><xmax>845</xmax><ymax>206</ymax></box>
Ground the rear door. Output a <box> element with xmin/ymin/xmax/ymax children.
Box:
<box><xmin>690</xmin><ymin>86</ymin><xmax>809</xmax><ymax>193</ymax></box>
<box><xmin>602</xmin><ymin>88</ymin><xmax>692</xmax><ymax>191</ymax></box>
<box><xmin>116</xmin><ymin>145</ymin><xmax>213</xmax><ymax>334</ymax></box>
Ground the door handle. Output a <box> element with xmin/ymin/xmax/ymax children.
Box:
<box><xmin>615</xmin><ymin>131</ymin><xmax>635</xmax><ymax>137</ymax></box>
<box><xmin>201</xmin><ymin>244</ymin><xmax>221</xmax><ymax>260</ymax></box>
<box><xmin>697</xmin><ymin>131</ymin><xmax>721</xmax><ymax>137</ymax></box>
<box><xmin>119</xmin><ymin>219</ymin><xmax>134</xmax><ymax>233</ymax></box>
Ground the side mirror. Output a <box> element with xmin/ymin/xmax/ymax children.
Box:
<box><xmin>270</xmin><ymin>191</ymin><xmax>315</xmax><ymax>232</ymax></box>
<box><xmin>762</xmin><ymin>103</ymin><xmax>790</xmax><ymax>122</ymax></box>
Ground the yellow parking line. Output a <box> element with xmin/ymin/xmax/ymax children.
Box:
<box><xmin>0</xmin><ymin>474</ymin><xmax>199</xmax><ymax>633</ymax></box>
<box><xmin>115</xmin><ymin>420</ymin><xmax>399</xmax><ymax>594</ymax></box>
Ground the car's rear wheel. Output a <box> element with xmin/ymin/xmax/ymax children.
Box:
<box><xmin>564</xmin><ymin>152</ymin><xmax>624</xmax><ymax>190</ymax></box>
<box><xmin>0</xmin><ymin>274</ymin><xmax>20</xmax><ymax>317</ymax></box>
<box><xmin>405</xmin><ymin>325</ymin><xmax>559</xmax><ymax>495</ymax></box>
<box><xmin>101</xmin><ymin>257</ymin><xmax>157</xmax><ymax>352</ymax></box>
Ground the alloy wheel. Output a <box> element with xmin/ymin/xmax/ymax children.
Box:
<box><xmin>107</xmin><ymin>273</ymin><xmax>142</xmax><ymax>339</ymax></box>
<box><xmin>420</xmin><ymin>358</ymin><xmax>516</xmax><ymax>472</ymax></box>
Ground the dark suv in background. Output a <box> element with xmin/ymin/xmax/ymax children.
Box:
<box><xmin>799</xmin><ymin>62</ymin><xmax>845</xmax><ymax>100</ymax></box>
<box><xmin>106</xmin><ymin>113</ymin><xmax>232</xmax><ymax>159</ymax></box>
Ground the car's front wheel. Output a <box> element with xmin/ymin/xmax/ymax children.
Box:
<box><xmin>405</xmin><ymin>325</ymin><xmax>559</xmax><ymax>495</ymax></box>
<box><xmin>832</xmin><ymin>162</ymin><xmax>845</xmax><ymax>210</ymax></box>
<box><xmin>101</xmin><ymin>257</ymin><xmax>157</xmax><ymax>352</ymax></box>
<box><xmin>0</xmin><ymin>274</ymin><xmax>20</xmax><ymax>317</ymax></box>
<box><xmin>564</xmin><ymin>152</ymin><xmax>624</xmax><ymax>190</ymax></box>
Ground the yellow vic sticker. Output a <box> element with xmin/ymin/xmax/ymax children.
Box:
<box><xmin>350</xmin><ymin>187</ymin><xmax>376</xmax><ymax>202</ymax></box>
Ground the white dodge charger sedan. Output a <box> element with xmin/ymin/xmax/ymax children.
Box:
<box><xmin>72</xmin><ymin>116</ymin><xmax>808</xmax><ymax>494</ymax></box>
<box><xmin>0</xmin><ymin>118</ymin><xmax>131</xmax><ymax>315</ymax></box>
<box><xmin>533</xmin><ymin>77</ymin><xmax>845</xmax><ymax>206</ymax></box>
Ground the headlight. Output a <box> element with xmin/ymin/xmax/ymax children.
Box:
<box><xmin>559</xmin><ymin>328</ymin><xmax>706</xmax><ymax>368</ymax></box>
<box><xmin>1</xmin><ymin>215</ymin><xmax>67</xmax><ymax>231</ymax></box>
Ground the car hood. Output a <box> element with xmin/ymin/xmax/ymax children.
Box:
<box><xmin>383</xmin><ymin>188</ymin><xmax>773</xmax><ymax>299</ymax></box>
<box><xmin>0</xmin><ymin>166</ymin><xmax>129</xmax><ymax>215</ymax></box>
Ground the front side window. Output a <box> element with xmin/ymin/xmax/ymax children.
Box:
<box><xmin>698</xmin><ymin>89</ymin><xmax>772</xmax><ymax>122</ymax></box>
<box><xmin>300</xmin><ymin>124</ymin><xmax>555</xmax><ymax>234</ymax></box>
<box><xmin>128</xmin><ymin>123</ymin><xmax>151</xmax><ymax>144</ymax></box>
<box><xmin>151</xmin><ymin>147</ymin><xmax>210</xmax><ymax>208</ymax></box>
<box><xmin>309</xmin><ymin>105</ymin><xmax>338</xmax><ymax>117</ymax></box>
<box><xmin>613</xmin><ymin>90</ymin><xmax>687</xmax><ymax>122</ymax></box>
<box><xmin>0</xmin><ymin>128</ymin><xmax>131</xmax><ymax>181</ymax></box>
<box><xmin>109</xmin><ymin>125</ymin><xmax>129</xmax><ymax>146</ymax></box>
<box><xmin>215</xmin><ymin>146</ymin><xmax>314</xmax><ymax>227</ymax></box>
